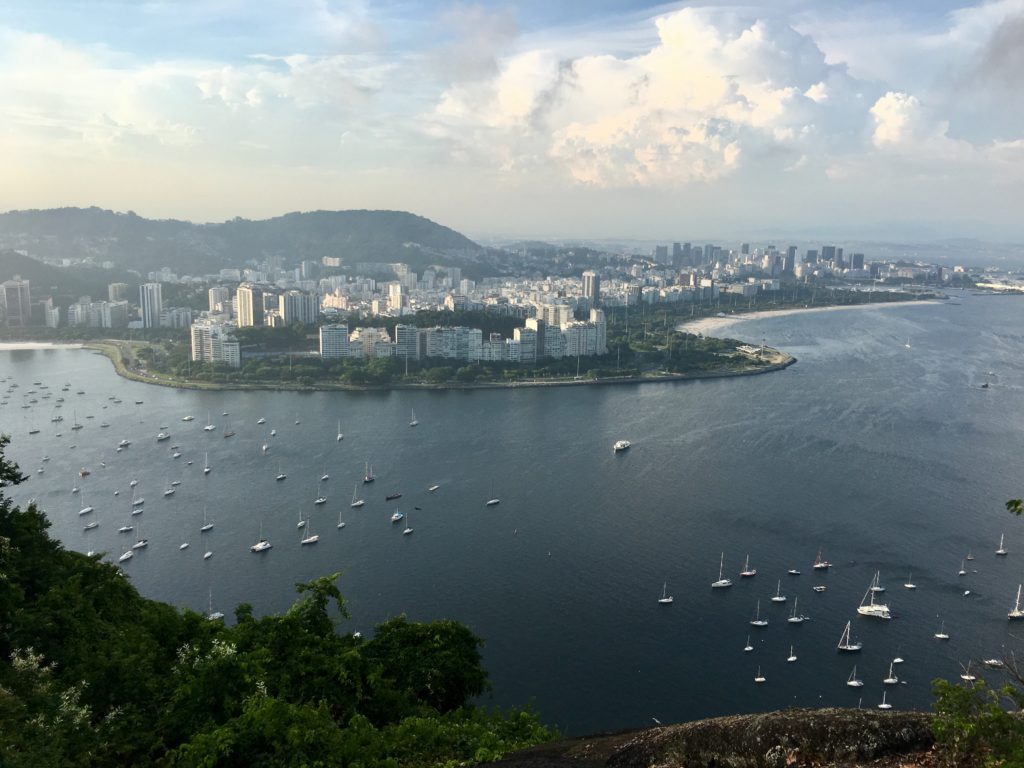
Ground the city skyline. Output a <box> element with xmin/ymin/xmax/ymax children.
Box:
<box><xmin>1</xmin><ymin>1</ymin><xmax>1022</xmax><ymax>240</ymax></box>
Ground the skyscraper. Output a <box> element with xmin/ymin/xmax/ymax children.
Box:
<box><xmin>582</xmin><ymin>270</ymin><xmax>600</xmax><ymax>308</ymax></box>
<box><xmin>0</xmin><ymin>277</ymin><xmax>31</xmax><ymax>327</ymax></box>
<box><xmin>139</xmin><ymin>282</ymin><xmax>162</xmax><ymax>329</ymax></box>
<box><xmin>236</xmin><ymin>283</ymin><xmax>264</xmax><ymax>327</ymax></box>
<box><xmin>108</xmin><ymin>282</ymin><xmax>129</xmax><ymax>302</ymax></box>
<box><xmin>319</xmin><ymin>324</ymin><xmax>350</xmax><ymax>358</ymax></box>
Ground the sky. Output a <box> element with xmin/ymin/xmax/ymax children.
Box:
<box><xmin>1</xmin><ymin>0</ymin><xmax>1022</xmax><ymax>241</ymax></box>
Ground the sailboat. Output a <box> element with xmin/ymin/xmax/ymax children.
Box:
<box><xmin>870</xmin><ymin>571</ymin><xmax>886</xmax><ymax>593</ymax></box>
<box><xmin>256</xmin><ymin>417</ymin><xmax>266</xmax><ymax>425</ymax></box>
<box><xmin>132</xmin><ymin>523</ymin><xmax>148</xmax><ymax>550</ymax></box>
<box><xmin>409</xmin><ymin>408</ymin><xmax>418</xmax><ymax>427</ymax></box>
<box><xmin>336</xmin><ymin>420</ymin><xmax>343</xmax><ymax>441</ymax></box>
<box><xmin>403</xmin><ymin>510</ymin><xmax>414</xmax><ymax>535</ymax></box>
<box><xmin>297</xmin><ymin>508</ymin><xmax>307</xmax><ymax>529</ymax></box>
<box><xmin>857</xmin><ymin>584</ymin><xmax>891</xmax><ymax>619</ymax></box>
<box><xmin>770</xmin><ymin>579</ymin><xmax>786</xmax><ymax>603</ymax></box>
<box><xmin>336</xmin><ymin>507</ymin><xmax>346</xmax><ymax>529</ymax></box>
<box><xmin>812</xmin><ymin>548</ymin><xmax>831</xmax><ymax>570</ymax></box>
<box><xmin>71</xmin><ymin>410</ymin><xmax>83</xmax><ymax>431</ymax></box>
<box><xmin>711</xmin><ymin>552</ymin><xmax>733</xmax><ymax>588</ymax></box>
<box><xmin>363</xmin><ymin>461</ymin><xmax>375</xmax><ymax>483</ymax></box>
<box><xmin>163</xmin><ymin>478</ymin><xmax>175</xmax><ymax>497</ymax></box>
<box><xmin>350</xmin><ymin>484</ymin><xmax>365</xmax><ymax>508</ymax></box>
<box><xmin>658</xmin><ymin>582</ymin><xmax>673</xmax><ymax>604</ymax></box>
<box><xmin>787</xmin><ymin>597</ymin><xmax>804</xmax><ymax>624</ymax></box>
<box><xmin>739</xmin><ymin>554</ymin><xmax>756</xmax><ymax>577</ymax></box>
<box><xmin>787</xmin><ymin>645</ymin><xmax>797</xmax><ymax>662</ymax></box>
<box><xmin>204</xmin><ymin>452</ymin><xmax>211</xmax><ymax>475</ymax></box>
<box><xmin>200</xmin><ymin>507</ymin><xmax>213</xmax><ymax>532</ymax></box>
<box><xmin>878</xmin><ymin>691</ymin><xmax>892</xmax><ymax>710</ymax></box>
<box><xmin>223</xmin><ymin>418</ymin><xmax>235</xmax><ymax>438</ymax></box>
<box><xmin>313</xmin><ymin>482</ymin><xmax>327</xmax><ymax>505</ymax></box>
<box><xmin>203</xmin><ymin>412</ymin><xmax>215</xmax><ymax>431</ymax></box>
<box><xmin>207</xmin><ymin>589</ymin><xmax>224</xmax><ymax>621</ymax></box>
<box><xmin>275</xmin><ymin>463</ymin><xmax>286</xmax><ymax>481</ymax></box>
<box><xmin>390</xmin><ymin>508</ymin><xmax>405</xmax><ymax>523</ymax></box>
<box><xmin>847</xmin><ymin>666</ymin><xmax>864</xmax><ymax>687</ymax></box>
<box><xmin>118</xmin><ymin>549</ymin><xmax>133</xmax><ymax>563</ymax></box>
<box><xmin>753</xmin><ymin>667</ymin><xmax>766</xmax><ymax>684</ymax></box>
<box><xmin>485</xmin><ymin>480</ymin><xmax>500</xmax><ymax>507</ymax></box>
<box><xmin>743</xmin><ymin>636</ymin><xmax>753</xmax><ymax>652</ymax></box>
<box><xmin>960</xmin><ymin>661</ymin><xmax>976</xmax><ymax>682</ymax></box>
<box><xmin>958</xmin><ymin>559</ymin><xmax>967</xmax><ymax>576</ymax></box>
<box><xmin>320</xmin><ymin>466</ymin><xmax>329</xmax><ymax>482</ymax></box>
<box><xmin>837</xmin><ymin>621</ymin><xmax>862</xmax><ymax>651</ymax></box>
<box><xmin>903</xmin><ymin>571</ymin><xmax>916</xmax><ymax>589</ymax></box>
<box><xmin>883</xmin><ymin>662</ymin><xmax>899</xmax><ymax>685</ymax></box>
<box><xmin>131</xmin><ymin>489</ymin><xmax>144</xmax><ymax>512</ymax></box>
<box><xmin>1008</xmin><ymin>584</ymin><xmax>1023</xmax><ymax>620</ymax></box>
<box><xmin>251</xmin><ymin>522</ymin><xmax>272</xmax><ymax>552</ymax></box>
<box><xmin>934</xmin><ymin>619</ymin><xmax>949</xmax><ymax>640</ymax></box>
<box><xmin>78</xmin><ymin>492</ymin><xmax>94</xmax><ymax>516</ymax></box>
<box><xmin>750</xmin><ymin>600</ymin><xmax>768</xmax><ymax>627</ymax></box>
<box><xmin>904</xmin><ymin>338</ymin><xmax>911</xmax><ymax>349</ymax></box>
<box><xmin>996</xmin><ymin>533</ymin><xmax>1008</xmax><ymax>556</ymax></box>
<box><xmin>83</xmin><ymin>520</ymin><xmax>99</xmax><ymax>531</ymax></box>
<box><xmin>300</xmin><ymin>518</ymin><xmax>319</xmax><ymax>545</ymax></box>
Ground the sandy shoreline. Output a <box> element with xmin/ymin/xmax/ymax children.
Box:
<box><xmin>0</xmin><ymin>342</ymin><xmax>85</xmax><ymax>351</ymax></box>
<box><xmin>682</xmin><ymin>300</ymin><xmax>939</xmax><ymax>337</ymax></box>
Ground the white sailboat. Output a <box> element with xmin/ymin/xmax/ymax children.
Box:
<box><xmin>857</xmin><ymin>584</ymin><xmax>891</xmax><ymax>619</ymax></box>
<box><xmin>118</xmin><ymin>549</ymin><xmax>133</xmax><ymax>563</ymax></box>
<box><xmin>787</xmin><ymin>645</ymin><xmax>797</xmax><ymax>663</ymax></box>
<box><xmin>996</xmin><ymin>533</ymin><xmax>1008</xmax><ymax>556</ymax></box>
<box><xmin>739</xmin><ymin>554</ymin><xmax>756</xmax><ymax>577</ymax></box>
<box><xmin>903</xmin><ymin>571</ymin><xmax>916</xmax><ymax>589</ymax></box>
<box><xmin>878</xmin><ymin>691</ymin><xmax>892</xmax><ymax>710</ymax></box>
<box><xmin>750</xmin><ymin>600</ymin><xmax>768</xmax><ymax>627</ymax></box>
<box><xmin>837</xmin><ymin>621</ymin><xmax>862</xmax><ymax>651</ymax></box>
<box><xmin>485</xmin><ymin>480</ymin><xmax>500</xmax><ymax>506</ymax></box>
<box><xmin>350</xmin><ymin>484</ymin><xmax>365</xmax><ymax>508</ymax></box>
<box><xmin>363</xmin><ymin>461</ymin><xmax>375</xmax><ymax>483</ymax></box>
<box><xmin>403</xmin><ymin>510</ymin><xmax>414</xmax><ymax>535</ymax></box>
<box><xmin>754</xmin><ymin>666</ymin><xmax>765</xmax><ymax>683</ymax></box>
<box><xmin>960</xmin><ymin>661</ymin><xmax>976</xmax><ymax>682</ymax></box>
<box><xmin>203</xmin><ymin>412</ymin><xmax>215</xmax><ymax>431</ymax></box>
<box><xmin>883</xmin><ymin>662</ymin><xmax>899</xmax><ymax>685</ymax></box>
<box><xmin>787</xmin><ymin>597</ymin><xmax>805</xmax><ymax>624</ymax></box>
<box><xmin>78</xmin><ymin>492</ymin><xmax>93</xmax><ymax>516</ymax></box>
<box><xmin>300</xmin><ymin>518</ymin><xmax>319</xmax><ymax>545</ymax></box>
<box><xmin>313</xmin><ymin>481</ymin><xmax>327</xmax><ymax>505</ymax></box>
<box><xmin>1008</xmin><ymin>584</ymin><xmax>1024</xmax><ymax>620</ymax></box>
<box><xmin>336</xmin><ymin>507</ymin><xmax>346</xmax><ymax>529</ymax></box>
<box><xmin>207</xmin><ymin>589</ymin><xmax>224</xmax><ymax>621</ymax></box>
<box><xmin>958</xmin><ymin>559</ymin><xmax>967</xmax><ymax>576</ymax></box>
<box><xmin>934</xmin><ymin>619</ymin><xmax>949</xmax><ymax>640</ymax></box>
<box><xmin>320</xmin><ymin>465</ymin><xmax>329</xmax><ymax>482</ymax></box>
<box><xmin>847</xmin><ymin>666</ymin><xmax>863</xmax><ymax>687</ymax></box>
<box><xmin>770</xmin><ymin>579</ymin><xmax>786</xmax><ymax>603</ymax></box>
<box><xmin>275</xmin><ymin>462</ymin><xmax>286</xmax><ymax>481</ymax></box>
<box><xmin>200</xmin><ymin>507</ymin><xmax>213</xmax><ymax>532</ymax></box>
<box><xmin>870</xmin><ymin>571</ymin><xmax>886</xmax><ymax>593</ymax></box>
<box><xmin>297</xmin><ymin>508</ymin><xmax>307</xmax><ymax>529</ymax></box>
<box><xmin>409</xmin><ymin>408</ymin><xmax>418</xmax><ymax>427</ymax></box>
<box><xmin>711</xmin><ymin>552</ymin><xmax>733</xmax><ymax>588</ymax></box>
<box><xmin>251</xmin><ymin>522</ymin><xmax>272</xmax><ymax>552</ymax></box>
<box><xmin>658</xmin><ymin>582</ymin><xmax>673</xmax><ymax>604</ymax></box>
<box><xmin>743</xmin><ymin>635</ymin><xmax>753</xmax><ymax>652</ymax></box>
<box><xmin>336</xmin><ymin>420</ymin><xmax>343</xmax><ymax>441</ymax></box>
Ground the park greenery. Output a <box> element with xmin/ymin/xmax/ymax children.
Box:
<box><xmin>0</xmin><ymin>435</ymin><xmax>554</xmax><ymax>766</ymax></box>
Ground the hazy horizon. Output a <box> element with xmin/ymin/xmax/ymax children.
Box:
<box><xmin>2</xmin><ymin>1</ymin><xmax>1022</xmax><ymax>240</ymax></box>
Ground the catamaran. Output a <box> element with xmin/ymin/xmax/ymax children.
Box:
<box><xmin>711</xmin><ymin>552</ymin><xmax>733</xmax><ymax>588</ymax></box>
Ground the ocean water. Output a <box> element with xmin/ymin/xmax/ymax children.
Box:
<box><xmin>3</xmin><ymin>293</ymin><xmax>1024</xmax><ymax>735</ymax></box>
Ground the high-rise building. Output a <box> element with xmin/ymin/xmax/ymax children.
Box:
<box><xmin>108</xmin><ymin>282</ymin><xmax>129</xmax><ymax>302</ymax></box>
<box><xmin>820</xmin><ymin>245</ymin><xmax>836</xmax><ymax>264</ymax></box>
<box><xmin>278</xmin><ymin>290</ymin><xmax>319</xmax><ymax>325</ymax></box>
<box><xmin>654</xmin><ymin>245</ymin><xmax>669</xmax><ymax>264</ymax></box>
<box><xmin>672</xmin><ymin>243</ymin><xmax>682</xmax><ymax>264</ymax></box>
<box><xmin>190</xmin><ymin>322</ymin><xmax>241</xmax><ymax>367</ymax></box>
<box><xmin>236</xmin><ymin>283</ymin><xmax>264</xmax><ymax>327</ymax></box>
<box><xmin>851</xmin><ymin>253</ymin><xmax>865</xmax><ymax>270</ymax></box>
<box><xmin>319</xmin><ymin>324</ymin><xmax>350</xmax><ymax>359</ymax></box>
<box><xmin>208</xmin><ymin>286</ymin><xmax>231</xmax><ymax>313</ymax></box>
<box><xmin>100</xmin><ymin>301</ymin><xmax>130</xmax><ymax>328</ymax></box>
<box><xmin>0</xmin><ymin>277</ymin><xmax>31</xmax><ymax>327</ymax></box>
<box><xmin>582</xmin><ymin>270</ymin><xmax>601</xmax><ymax>308</ymax></box>
<box><xmin>741</xmin><ymin>243</ymin><xmax>750</xmax><ymax>255</ymax></box>
<box><xmin>139</xmin><ymin>282</ymin><xmax>163</xmax><ymax>329</ymax></box>
<box><xmin>394</xmin><ymin>324</ymin><xmax>420</xmax><ymax>360</ymax></box>
<box><xmin>45</xmin><ymin>305</ymin><xmax>60</xmax><ymax>328</ymax></box>
<box><xmin>514</xmin><ymin>326</ymin><xmax>538</xmax><ymax>363</ymax></box>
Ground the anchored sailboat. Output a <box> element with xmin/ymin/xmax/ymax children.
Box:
<box><xmin>711</xmin><ymin>552</ymin><xmax>733</xmax><ymax>588</ymax></box>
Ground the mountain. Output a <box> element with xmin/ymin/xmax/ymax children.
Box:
<box><xmin>0</xmin><ymin>207</ymin><xmax>487</xmax><ymax>276</ymax></box>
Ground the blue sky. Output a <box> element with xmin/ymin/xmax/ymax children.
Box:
<box><xmin>1</xmin><ymin>1</ymin><xmax>1022</xmax><ymax>240</ymax></box>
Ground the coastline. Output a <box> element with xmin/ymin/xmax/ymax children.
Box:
<box><xmin>681</xmin><ymin>298</ymin><xmax>940</xmax><ymax>337</ymax></box>
<box><xmin>0</xmin><ymin>341</ymin><xmax>86</xmax><ymax>351</ymax></box>
<box><xmin>79</xmin><ymin>340</ymin><xmax>797</xmax><ymax>392</ymax></box>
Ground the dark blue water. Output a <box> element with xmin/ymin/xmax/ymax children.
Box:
<box><xmin>3</xmin><ymin>294</ymin><xmax>1024</xmax><ymax>735</ymax></box>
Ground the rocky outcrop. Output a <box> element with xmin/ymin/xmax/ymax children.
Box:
<box><xmin>493</xmin><ymin>708</ymin><xmax>936</xmax><ymax>768</ymax></box>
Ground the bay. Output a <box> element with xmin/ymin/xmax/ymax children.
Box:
<box><xmin>3</xmin><ymin>293</ymin><xmax>1024</xmax><ymax>735</ymax></box>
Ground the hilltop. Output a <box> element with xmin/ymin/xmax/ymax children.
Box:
<box><xmin>0</xmin><ymin>207</ymin><xmax>492</xmax><ymax>276</ymax></box>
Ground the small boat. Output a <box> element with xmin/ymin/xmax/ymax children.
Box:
<box><xmin>878</xmin><ymin>691</ymin><xmax>892</xmax><ymax>710</ymax></box>
<box><xmin>261</xmin><ymin>443</ymin><xmax>269</xmax><ymax>453</ymax></box>
<box><xmin>390</xmin><ymin>510</ymin><xmax>405</xmax><ymax>523</ymax></box>
<box><xmin>983</xmin><ymin>658</ymin><xmax>1005</xmax><ymax>668</ymax></box>
<box><xmin>275</xmin><ymin>463</ymin><xmax>286</xmax><ymax>481</ymax></box>
<box><xmin>409</xmin><ymin>408</ymin><xmax>418</xmax><ymax>427</ymax></box>
<box><xmin>812</xmin><ymin>585</ymin><xmax>827</xmax><ymax>593</ymax></box>
<box><xmin>132</xmin><ymin>534</ymin><xmax>148</xmax><ymax>550</ymax></box>
<box><xmin>320</xmin><ymin>466</ymin><xmax>329</xmax><ymax>482</ymax></box>
<box><xmin>996</xmin><ymin>533</ymin><xmax>1008</xmax><ymax>556</ymax></box>
<box><xmin>428</xmin><ymin>484</ymin><xmax>440</xmax><ymax>492</ymax></box>
<box><xmin>182</xmin><ymin>415</ymin><xmax>194</xmax><ymax>421</ymax></box>
<box><xmin>256</xmin><ymin>417</ymin><xmax>266</xmax><ymax>425</ymax></box>
<box><xmin>739</xmin><ymin>554</ymin><xmax>756</xmax><ymax>578</ymax></box>
<box><xmin>270</xmin><ymin>429</ymin><xmax>276</xmax><ymax>436</ymax></box>
<box><xmin>883</xmin><ymin>662</ymin><xmax>899</xmax><ymax>685</ymax></box>
<box><xmin>363</xmin><ymin>461</ymin><xmax>375</xmax><ymax>483</ymax></box>
<box><xmin>163</xmin><ymin>487</ymin><xmax>175</xmax><ymax>497</ymax></box>
<box><xmin>743</xmin><ymin>636</ymin><xmax>753</xmax><ymax>652</ymax></box>
<box><xmin>658</xmin><ymin>582</ymin><xmax>673</xmax><ymax>604</ymax></box>
<box><xmin>172</xmin><ymin>451</ymin><xmax>181</xmax><ymax>459</ymax></box>
<box><xmin>904</xmin><ymin>571</ymin><xmax>916</xmax><ymax>589</ymax></box>
<box><xmin>749</xmin><ymin>600</ymin><xmax>768</xmax><ymax>627</ymax></box>
<box><xmin>251</xmin><ymin>523</ymin><xmax>272</xmax><ymax>553</ymax></box>
<box><xmin>613</xmin><ymin>440</ymin><xmax>631</xmax><ymax>452</ymax></box>
<box><xmin>711</xmin><ymin>552</ymin><xmax>733</xmax><ymax>588</ymax></box>
<box><xmin>129</xmin><ymin>478</ymin><xmax>138</xmax><ymax>487</ymax></box>
<box><xmin>350</xmin><ymin>485</ymin><xmax>364</xmax><ymax>508</ymax></box>
<box><xmin>787</xmin><ymin>569</ymin><xmax>801</xmax><ymax>575</ymax></box>
<box><xmin>812</xmin><ymin>549</ymin><xmax>831</xmax><ymax>570</ymax></box>
<box><xmin>385</xmin><ymin>492</ymin><xmax>402</xmax><ymax>501</ymax></box>
<box><xmin>118</xmin><ymin>550</ymin><xmax>133</xmax><ymax>563</ymax></box>
<box><xmin>132</xmin><ymin>495</ymin><xmax>145</xmax><ymax>506</ymax></box>
<box><xmin>934</xmin><ymin>620</ymin><xmax>949</xmax><ymax>640</ymax></box>
<box><xmin>118</xmin><ymin>439</ymin><xmax>131</xmax><ymax>447</ymax></box>
<box><xmin>1008</xmin><ymin>584</ymin><xmax>1024</xmax><ymax>620</ymax></box>
<box><xmin>786</xmin><ymin>645</ymin><xmax>797</xmax><ymax>663</ymax></box>
<box><xmin>847</xmin><ymin>666</ymin><xmax>863</xmax><ymax>687</ymax></box>
<box><xmin>204</xmin><ymin>551</ymin><xmax>213</xmax><ymax>560</ymax></box>
<box><xmin>753</xmin><ymin>666</ymin><xmax>765</xmax><ymax>684</ymax></box>
<box><xmin>83</xmin><ymin>521</ymin><xmax>98</xmax><ymax>531</ymax></box>
<box><xmin>336</xmin><ymin>420</ymin><xmax>343</xmax><ymax>441</ymax></box>
<box><xmin>959</xmin><ymin>662</ymin><xmax>975</xmax><ymax>682</ymax></box>
<box><xmin>78</xmin><ymin>493</ymin><xmax>94</xmax><ymax>516</ymax></box>
<box><xmin>170</xmin><ymin>480</ymin><xmax>181</xmax><ymax>487</ymax></box>
<box><xmin>837</xmin><ymin>621</ymin><xmax>862</xmax><ymax>651</ymax></box>
<box><xmin>79</xmin><ymin>467</ymin><xmax>91</xmax><ymax>477</ymax></box>
<box><xmin>787</xmin><ymin>598</ymin><xmax>805</xmax><ymax>624</ymax></box>
<box><xmin>179</xmin><ymin>542</ymin><xmax>189</xmax><ymax>551</ymax></box>
<box><xmin>156</xmin><ymin>432</ymin><xmax>170</xmax><ymax>441</ymax></box>
<box><xmin>770</xmin><ymin>579</ymin><xmax>786</xmax><ymax>603</ymax></box>
<box><xmin>966</xmin><ymin>552</ymin><xmax>974</xmax><ymax>561</ymax></box>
